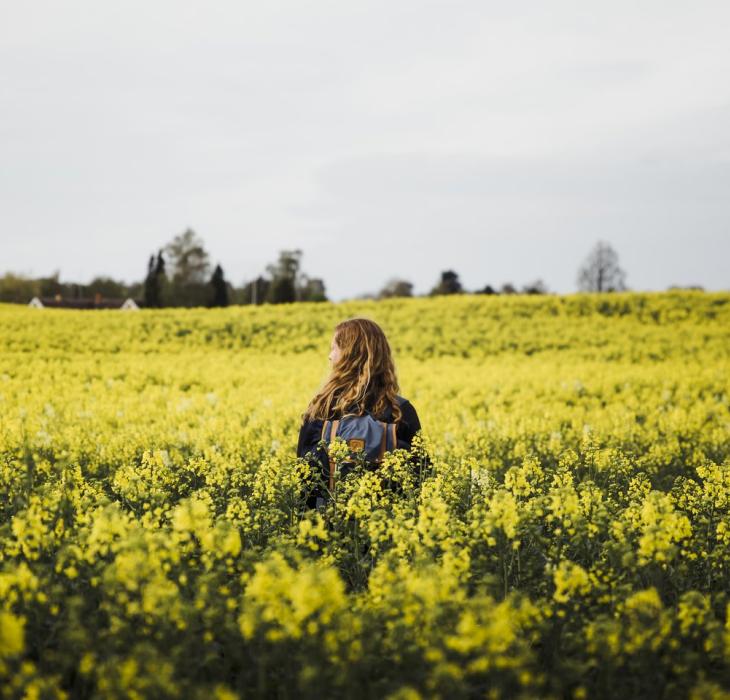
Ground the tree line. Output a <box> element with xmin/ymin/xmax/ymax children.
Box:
<box><xmin>140</xmin><ymin>230</ymin><xmax>328</xmax><ymax>308</ymax></box>
<box><xmin>0</xmin><ymin>235</ymin><xmax>700</xmax><ymax>307</ymax></box>
<box><xmin>0</xmin><ymin>230</ymin><xmax>328</xmax><ymax>308</ymax></box>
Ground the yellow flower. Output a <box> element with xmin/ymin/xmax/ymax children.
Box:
<box><xmin>238</xmin><ymin>552</ymin><xmax>347</xmax><ymax>644</ymax></box>
<box><xmin>327</xmin><ymin>436</ymin><xmax>351</xmax><ymax>463</ymax></box>
<box><xmin>552</xmin><ymin>560</ymin><xmax>591</xmax><ymax>603</ymax></box>
<box><xmin>0</xmin><ymin>611</ymin><xmax>25</xmax><ymax>657</ymax></box>
<box><xmin>637</xmin><ymin>491</ymin><xmax>692</xmax><ymax>566</ymax></box>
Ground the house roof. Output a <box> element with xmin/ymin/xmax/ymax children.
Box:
<box><xmin>31</xmin><ymin>296</ymin><xmax>140</xmax><ymax>309</ymax></box>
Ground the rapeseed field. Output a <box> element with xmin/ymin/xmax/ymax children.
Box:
<box><xmin>1</xmin><ymin>291</ymin><xmax>729</xmax><ymax>699</ymax></box>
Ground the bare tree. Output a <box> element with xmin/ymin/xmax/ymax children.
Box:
<box><xmin>577</xmin><ymin>240</ymin><xmax>627</xmax><ymax>292</ymax></box>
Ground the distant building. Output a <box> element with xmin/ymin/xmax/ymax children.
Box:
<box><xmin>28</xmin><ymin>294</ymin><xmax>140</xmax><ymax>310</ymax></box>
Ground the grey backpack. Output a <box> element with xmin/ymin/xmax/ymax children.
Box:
<box><xmin>321</xmin><ymin>395</ymin><xmax>407</xmax><ymax>491</ymax></box>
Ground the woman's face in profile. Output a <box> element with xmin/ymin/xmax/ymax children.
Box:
<box><xmin>328</xmin><ymin>335</ymin><xmax>342</xmax><ymax>366</ymax></box>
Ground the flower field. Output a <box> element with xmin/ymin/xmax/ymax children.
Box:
<box><xmin>1</xmin><ymin>291</ymin><xmax>729</xmax><ymax>699</ymax></box>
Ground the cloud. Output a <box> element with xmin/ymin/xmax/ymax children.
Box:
<box><xmin>1</xmin><ymin>1</ymin><xmax>729</xmax><ymax>297</ymax></box>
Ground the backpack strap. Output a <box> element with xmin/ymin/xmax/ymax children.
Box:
<box><xmin>389</xmin><ymin>423</ymin><xmax>397</xmax><ymax>451</ymax></box>
<box><xmin>328</xmin><ymin>419</ymin><xmax>340</xmax><ymax>491</ymax></box>
<box><xmin>321</xmin><ymin>420</ymin><xmax>331</xmax><ymax>489</ymax></box>
<box><xmin>378</xmin><ymin>421</ymin><xmax>387</xmax><ymax>462</ymax></box>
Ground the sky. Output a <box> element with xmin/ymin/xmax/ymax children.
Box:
<box><xmin>1</xmin><ymin>1</ymin><xmax>729</xmax><ymax>301</ymax></box>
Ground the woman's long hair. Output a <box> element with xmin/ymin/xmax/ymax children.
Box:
<box><xmin>303</xmin><ymin>318</ymin><xmax>402</xmax><ymax>422</ymax></box>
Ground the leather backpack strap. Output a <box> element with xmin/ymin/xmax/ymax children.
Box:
<box><xmin>389</xmin><ymin>423</ymin><xmax>397</xmax><ymax>451</ymax></box>
<box><xmin>378</xmin><ymin>421</ymin><xmax>387</xmax><ymax>462</ymax></box>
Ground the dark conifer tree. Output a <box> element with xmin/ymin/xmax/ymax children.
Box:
<box><xmin>209</xmin><ymin>264</ymin><xmax>229</xmax><ymax>307</ymax></box>
<box><xmin>154</xmin><ymin>250</ymin><xmax>165</xmax><ymax>278</ymax></box>
<box><xmin>143</xmin><ymin>254</ymin><xmax>158</xmax><ymax>308</ymax></box>
<box><xmin>144</xmin><ymin>250</ymin><xmax>166</xmax><ymax>308</ymax></box>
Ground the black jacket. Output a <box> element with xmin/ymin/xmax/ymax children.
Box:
<box><xmin>296</xmin><ymin>397</ymin><xmax>423</xmax><ymax>508</ymax></box>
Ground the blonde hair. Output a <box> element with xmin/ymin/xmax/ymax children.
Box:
<box><xmin>303</xmin><ymin>317</ymin><xmax>402</xmax><ymax>422</ymax></box>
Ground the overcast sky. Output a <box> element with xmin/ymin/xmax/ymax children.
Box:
<box><xmin>2</xmin><ymin>1</ymin><xmax>729</xmax><ymax>300</ymax></box>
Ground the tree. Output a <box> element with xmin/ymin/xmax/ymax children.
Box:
<box><xmin>209</xmin><ymin>264</ymin><xmax>229</xmax><ymax>307</ymax></box>
<box><xmin>430</xmin><ymin>270</ymin><xmax>462</xmax><ymax>295</ymax></box>
<box><xmin>144</xmin><ymin>254</ymin><xmax>156</xmax><ymax>306</ymax></box>
<box><xmin>38</xmin><ymin>271</ymin><xmax>63</xmax><ymax>298</ymax></box>
<box><xmin>268</xmin><ymin>276</ymin><xmax>296</xmax><ymax>304</ymax></box>
<box><xmin>476</xmin><ymin>284</ymin><xmax>497</xmax><ymax>295</ymax></box>
<box><xmin>379</xmin><ymin>278</ymin><xmax>414</xmax><ymax>299</ymax></box>
<box><xmin>298</xmin><ymin>275</ymin><xmax>328</xmax><ymax>302</ymax></box>
<box><xmin>522</xmin><ymin>279</ymin><xmax>548</xmax><ymax>295</ymax></box>
<box><xmin>0</xmin><ymin>273</ymin><xmax>41</xmax><ymax>303</ymax></box>
<box><xmin>164</xmin><ymin>228</ymin><xmax>211</xmax><ymax>285</ymax></box>
<box><xmin>161</xmin><ymin>229</ymin><xmax>212</xmax><ymax>306</ymax></box>
<box><xmin>143</xmin><ymin>250</ymin><xmax>166</xmax><ymax>308</ymax></box>
<box><xmin>86</xmin><ymin>276</ymin><xmax>128</xmax><ymax>299</ymax></box>
<box><xmin>237</xmin><ymin>276</ymin><xmax>270</xmax><ymax>305</ymax></box>
<box><xmin>500</xmin><ymin>282</ymin><xmax>517</xmax><ymax>294</ymax></box>
<box><xmin>668</xmin><ymin>284</ymin><xmax>704</xmax><ymax>291</ymax></box>
<box><xmin>577</xmin><ymin>240</ymin><xmax>627</xmax><ymax>292</ymax></box>
<box><xmin>266</xmin><ymin>249</ymin><xmax>302</xmax><ymax>304</ymax></box>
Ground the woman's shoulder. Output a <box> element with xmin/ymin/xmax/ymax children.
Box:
<box><xmin>383</xmin><ymin>395</ymin><xmax>417</xmax><ymax>424</ymax></box>
<box><xmin>394</xmin><ymin>394</ymin><xmax>415</xmax><ymax>411</ymax></box>
<box><xmin>396</xmin><ymin>397</ymin><xmax>420</xmax><ymax>426</ymax></box>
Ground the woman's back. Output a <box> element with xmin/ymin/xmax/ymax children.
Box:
<box><xmin>296</xmin><ymin>394</ymin><xmax>422</xmax><ymax>460</ymax></box>
<box><xmin>296</xmin><ymin>317</ymin><xmax>425</xmax><ymax>509</ymax></box>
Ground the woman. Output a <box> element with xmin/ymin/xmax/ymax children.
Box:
<box><xmin>296</xmin><ymin>317</ymin><xmax>423</xmax><ymax>509</ymax></box>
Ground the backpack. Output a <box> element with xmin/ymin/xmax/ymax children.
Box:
<box><xmin>320</xmin><ymin>395</ymin><xmax>407</xmax><ymax>492</ymax></box>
